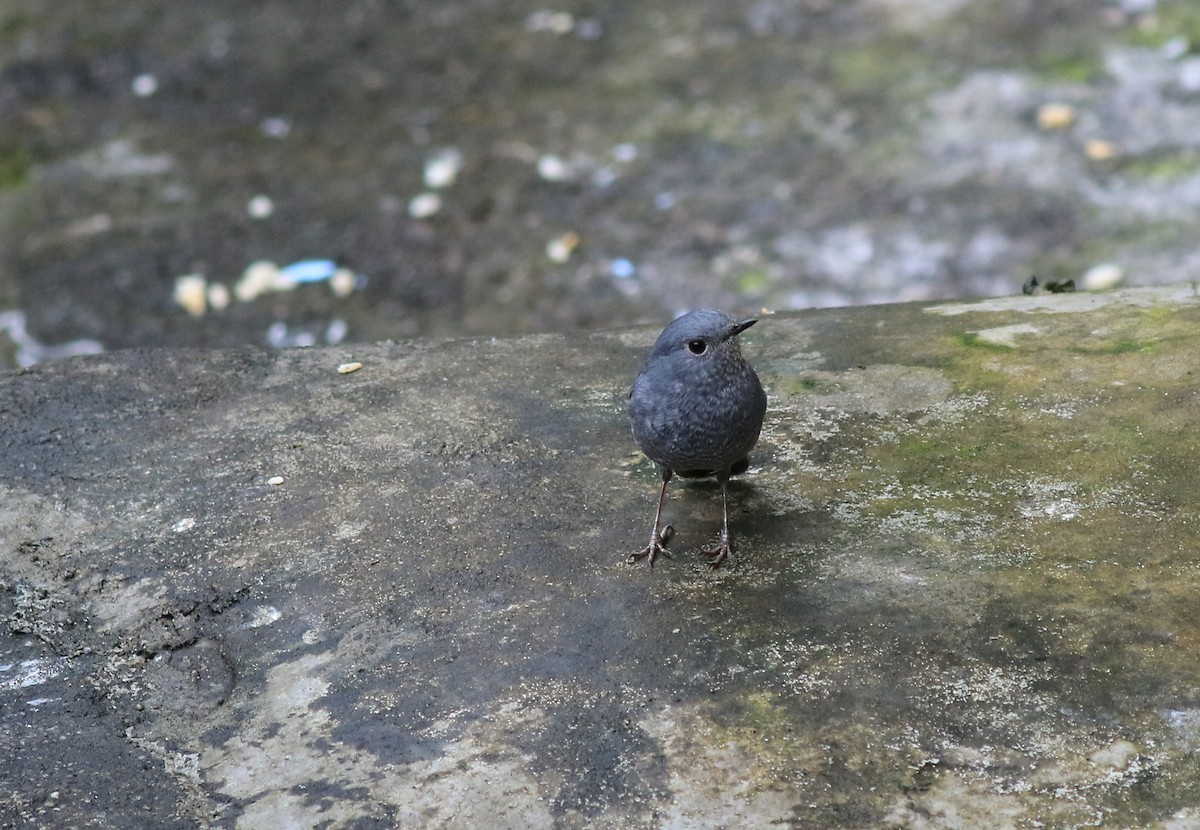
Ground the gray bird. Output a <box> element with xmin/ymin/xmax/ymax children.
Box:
<box><xmin>627</xmin><ymin>309</ymin><xmax>767</xmax><ymax>568</ymax></box>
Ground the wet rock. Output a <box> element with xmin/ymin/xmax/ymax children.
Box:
<box><xmin>4</xmin><ymin>287</ymin><xmax>1200</xmax><ymax>826</ymax></box>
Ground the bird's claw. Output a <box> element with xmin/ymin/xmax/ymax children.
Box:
<box><xmin>627</xmin><ymin>525</ymin><xmax>674</xmax><ymax>567</ymax></box>
<box><xmin>702</xmin><ymin>542</ymin><xmax>734</xmax><ymax>569</ymax></box>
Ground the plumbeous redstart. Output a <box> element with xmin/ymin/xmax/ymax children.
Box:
<box><xmin>627</xmin><ymin>309</ymin><xmax>767</xmax><ymax>568</ymax></box>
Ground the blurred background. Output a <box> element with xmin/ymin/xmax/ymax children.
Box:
<box><xmin>3</xmin><ymin>0</ymin><xmax>1200</xmax><ymax>368</ymax></box>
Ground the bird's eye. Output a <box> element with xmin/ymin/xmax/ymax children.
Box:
<box><xmin>687</xmin><ymin>339</ymin><xmax>708</xmax><ymax>355</ymax></box>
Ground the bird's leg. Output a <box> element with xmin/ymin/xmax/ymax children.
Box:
<box><xmin>703</xmin><ymin>473</ymin><xmax>734</xmax><ymax>568</ymax></box>
<box><xmin>628</xmin><ymin>471</ymin><xmax>674</xmax><ymax>567</ymax></box>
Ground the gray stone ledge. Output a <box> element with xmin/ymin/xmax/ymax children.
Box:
<box><xmin>3</xmin><ymin>287</ymin><xmax>1200</xmax><ymax>828</ymax></box>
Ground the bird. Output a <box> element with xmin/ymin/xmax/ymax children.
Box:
<box><xmin>626</xmin><ymin>309</ymin><xmax>767</xmax><ymax>568</ymax></box>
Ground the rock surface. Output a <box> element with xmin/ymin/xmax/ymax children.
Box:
<box><xmin>4</xmin><ymin>287</ymin><xmax>1200</xmax><ymax>828</ymax></box>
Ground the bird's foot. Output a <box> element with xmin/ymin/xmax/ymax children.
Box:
<box><xmin>702</xmin><ymin>540</ymin><xmax>734</xmax><ymax>569</ymax></box>
<box><xmin>628</xmin><ymin>525</ymin><xmax>674</xmax><ymax>568</ymax></box>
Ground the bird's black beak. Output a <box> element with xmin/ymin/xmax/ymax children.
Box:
<box><xmin>728</xmin><ymin>318</ymin><xmax>758</xmax><ymax>339</ymax></box>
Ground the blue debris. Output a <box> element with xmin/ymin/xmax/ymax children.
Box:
<box><xmin>280</xmin><ymin>259</ymin><xmax>339</xmax><ymax>285</ymax></box>
<box><xmin>611</xmin><ymin>258</ymin><xmax>636</xmax><ymax>279</ymax></box>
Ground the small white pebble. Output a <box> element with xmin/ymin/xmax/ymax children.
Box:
<box><xmin>408</xmin><ymin>192</ymin><xmax>442</xmax><ymax>218</ymax></box>
<box><xmin>236</xmin><ymin>260</ymin><xmax>286</xmax><ymax>302</ymax></box>
<box><xmin>172</xmin><ymin>518</ymin><xmax>196</xmax><ymax>533</ymax></box>
<box><xmin>537</xmin><ymin>154</ymin><xmax>572</xmax><ymax>182</ymax></box>
<box><xmin>173</xmin><ymin>274</ymin><xmax>208</xmax><ymax>317</ymax></box>
<box><xmin>329</xmin><ymin>268</ymin><xmax>356</xmax><ymax>297</ymax></box>
<box><xmin>424</xmin><ymin>148</ymin><xmax>463</xmax><ymax>189</ymax></box>
<box><xmin>247</xmin><ymin>194</ymin><xmax>275</xmax><ymax>219</ymax></box>
<box><xmin>1081</xmin><ymin>262</ymin><xmax>1124</xmax><ymax>290</ymax></box>
<box><xmin>337</xmin><ymin>361</ymin><xmax>363</xmax><ymax>374</ymax></box>
<box><xmin>546</xmin><ymin>232</ymin><xmax>580</xmax><ymax>263</ymax></box>
<box><xmin>268</xmin><ymin>476</ymin><xmax>285</xmax><ymax>486</ymax></box>
<box><xmin>131</xmin><ymin>73</ymin><xmax>158</xmax><ymax>97</ymax></box>
<box><xmin>207</xmin><ymin>282</ymin><xmax>231</xmax><ymax>311</ymax></box>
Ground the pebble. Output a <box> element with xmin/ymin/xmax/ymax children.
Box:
<box><xmin>546</xmin><ymin>232</ymin><xmax>580</xmax><ymax>263</ymax></box>
<box><xmin>174</xmin><ymin>274</ymin><xmax>208</xmax><ymax>317</ymax></box>
<box><xmin>408</xmin><ymin>192</ymin><xmax>442</xmax><ymax>218</ymax></box>
<box><xmin>337</xmin><ymin>361</ymin><xmax>363</xmax><ymax>374</ymax></box>
<box><xmin>1081</xmin><ymin>262</ymin><xmax>1124</xmax><ymax>290</ymax></box>
<box><xmin>131</xmin><ymin>73</ymin><xmax>158</xmax><ymax>97</ymax></box>
<box><xmin>207</xmin><ymin>282</ymin><xmax>231</xmax><ymax>311</ymax></box>
<box><xmin>267</xmin><ymin>476</ymin><xmax>285</xmax><ymax>486</ymax></box>
<box><xmin>280</xmin><ymin>259</ymin><xmax>339</xmax><ymax>285</ymax></box>
<box><xmin>260</xmin><ymin>116</ymin><xmax>292</xmax><ymax>138</ymax></box>
<box><xmin>424</xmin><ymin>148</ymin><xmax>463</xmax><ymax>189</ymax></box>
<box><xmin>219</xmin><ymin>259</ymin><xmax>363</xmax><ymax>304</ymax></box>
<box><xmin>247</xmin><ymin>194</ymin><xmax>275</xmax><ymax>219</ymax></box>
<box><xmin>236</xmin><ymin>261</ymin><xmax>286</xmax><ymax>302</ymax></box>
<box><xmin>1084</xmin><ymin>139</ymin><xmax>1117</xmax><ymax>161</ymax></box>
<box><xmin>1037</xmin><ymin>103</ymin><xmax>1076</xmax><ymax>130</ymax></box>
<box><xmin>525</xmin><ymin>10</ymin><xmax>574</xmax><ymax>34</ymax></box>
<box><xmin>330</xmin><ymin>268</ymin><xmax>356</xmax><ymax>297</ymax></box>
<box><xmin>610</xmin><ymin>258</ymin><xmax>635</xmax><ymax>279</ymax></box>
<box><xmin>536</xmin><ymin>154</ymin><xmax>573</xmax><ymax>182</ymax></box>
<box><xmin>172</xmin><ymin>517</ymin><xmax>196</xmax><ymax>533</ymax></box>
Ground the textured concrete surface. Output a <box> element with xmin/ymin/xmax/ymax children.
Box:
<box><xmin>4</xmin><ymin>287</ymin><xmax>1200</xmax><ymax>828</ymax></box>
